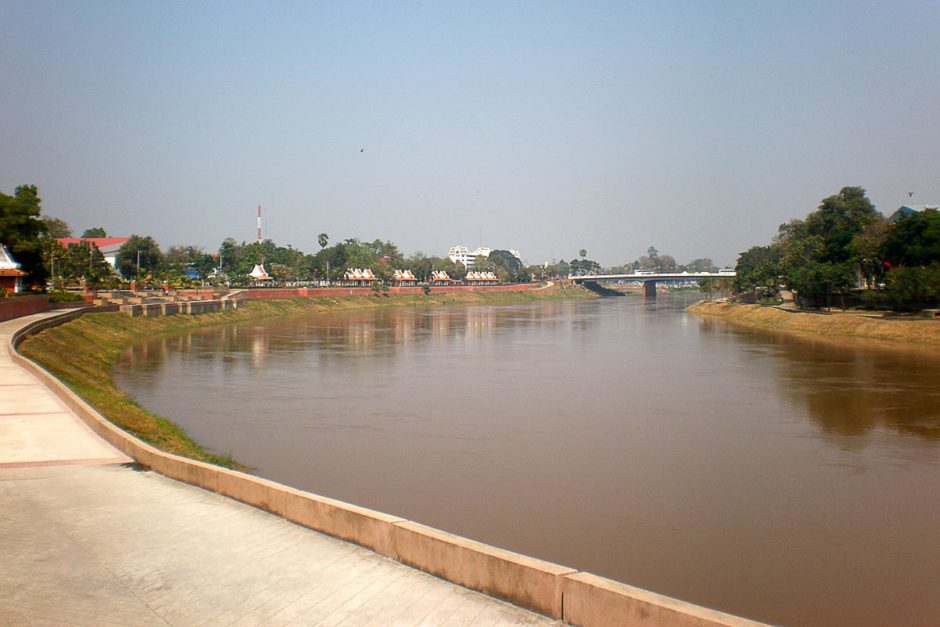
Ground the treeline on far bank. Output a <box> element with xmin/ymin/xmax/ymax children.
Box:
<box><xmin>0</xmin><ymin>184</ymin><xmax>545</xmax><ymax>293</ymax></box>
<box><xmin>732</xmin><ymin>187</ymin><xmax>940</xmax><ymax>311</ymax></box>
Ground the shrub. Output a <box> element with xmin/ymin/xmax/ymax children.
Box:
<box><xmin>48</xmin><ymin>290</ymin><xmax>84</xmax><ymax>303</ymax></box>
<box><xmin>857</xmin><ymin>290</ymin><xmax>891</xmax><ymax>310</ymax></box>
<box><xmin>886</xmin><ymin>264</ymin><xmax>940</xmax><ymax>310</ymax></box>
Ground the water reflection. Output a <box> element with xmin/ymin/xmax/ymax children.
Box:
<box><xmin>115</xmin><ymin>297</ymin><xmax>940</xmax><ymax>626</ymax></box>
<box><xmin>697</xmin><ymin>319</ymin><xmax>940</xmax><ymax>441</ymax></box>
<box><xmin>121</xmin><ymin>301</ymin><xmax>583</xmax><ymax>370</ymax></box>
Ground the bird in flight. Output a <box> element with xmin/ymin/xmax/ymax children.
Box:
<box><xmin>360</xmin><ymin>148</ymin><xmax>365</xmax><ymax>153</ymax></box>
<box><xmin>909</xmin><ymin>191</ymin><xmax>915</xmax><ymax>197</ymax></box>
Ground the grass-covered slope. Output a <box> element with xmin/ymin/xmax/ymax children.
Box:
<box><xmin>688</xmin><ymin>300</ymin><xmax>940</xmax><ymax>345</ymax></box>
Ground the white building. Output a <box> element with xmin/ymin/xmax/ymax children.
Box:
<box><xmin>447</xmin><ymin>245</ymin><xmax>521</xmax><ymax>268</ymax></box>
<box><xmin>448</xmin><ymin>245</ymin><xmax>490</xmax><ymax>267</ymax></box>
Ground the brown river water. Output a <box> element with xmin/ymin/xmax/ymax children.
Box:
<box><xmin>114</xmin><ymin>296</ymin><xmax>940</xmax><ymax>626</ymax></box>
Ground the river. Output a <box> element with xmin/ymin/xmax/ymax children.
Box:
<box><xmin>114</xmin><ymin>295</ymin><xmax>940</xmax><ymax>626</ymax></box>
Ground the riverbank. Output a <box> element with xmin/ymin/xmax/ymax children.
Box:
<box><xmin>17</xmin><ymin>287</ymin><xmax>594</xmax><ymax>467</ymax></box>
<box><xmin>688</xmin><ymin>300</ymin><xmax>940</xmax><ymax>345</ymax></box>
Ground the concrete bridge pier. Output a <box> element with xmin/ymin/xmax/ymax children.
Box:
<box><xmin>644</xmin><ymin>280</ymin><xmax>657</xmax><ymax>298</ymax></box>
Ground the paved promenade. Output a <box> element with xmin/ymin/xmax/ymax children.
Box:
<box><xmin>0</xmin><ymin>312</ymin><xmax>553</xmax><ymax>626</ymax></box>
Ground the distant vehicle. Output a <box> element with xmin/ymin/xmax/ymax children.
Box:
<box><xmin>718</xmin><ymin>268</ymin><xmax>735</xmax><ymax>275</ymax></box>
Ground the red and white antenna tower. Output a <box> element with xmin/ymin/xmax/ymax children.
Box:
<box><xmin>257</xmin><ymin>205</ymin><xmax>262</xmax><ymax>243</ymax></box>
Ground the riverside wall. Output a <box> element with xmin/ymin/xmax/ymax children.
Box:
<box><xmin>9</xmin><ymin>310</ymin><xmax>764</xmax><ymax>627</ymax></box>
<box><xmin>0</xmin><ymin>294</ymin><xmax>49</xmax><ymax>322</ymax></box>
<box><xmin>236</xmin><ymin>283</ymin><xmax>542</xmax><ymax>299</ymax></box>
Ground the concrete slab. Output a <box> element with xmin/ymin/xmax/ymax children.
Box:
<box><xmin>0</xmin><ymin>412</ymin><xmax>126</xmax><ymax>465</ymax></box>
<box><xmin>0</xmin><ymin>383</ymin><xmax>68</xmax><ymax>414</ymax></box>
<box><xmin>0</xmin><ymin>363</ymin><xmax>42</xmax><ymax>385</ymax></box>
<box><xmin>0</xmin><ymin>465</ymin><xmax>555</xmax><ymax>626</ymax></box>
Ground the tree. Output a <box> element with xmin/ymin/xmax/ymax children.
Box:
<box><xmin>473</xmin><ymin>254</ymin><xmax>496</xmax><ymax>272</ymax></box>
<box><xmin>164</xmin><ymin>245</ymin><xmax>217</xmax><ymax>280</ymax></box>
<box><xmin>849</xmin><ymin>220</ymin><xmax>889</xmax><ymax>288</ymax></box>
<box><xmin>117</xmin><ymin>235</ymin><xmax>163</xmax><ymax>279</ymax></box>
<box><xmin>656</xmin><ymin>254</ymin><xmax>678</xmax><ymax>273</ymax></box>
<box><xmin>882</xmin><ymin>209</ymin><xmax>940</xmax><ymax>268</ymax></box>
<box><xmin>733</xmin><ymin>245</ymin><xmax>781</xmax><ymax>302</ymax></box>
<box><xmin>59</xmin><ymin>241</ymin><xmax>113</xmax><ymax>287</ymax></box>
<box><xmin>431</xmin><ymin>256</ymin><xmax>466</xmax><ymax>280</ymax></box>
<box><xmin>215</xmin><ymin>238</ymin><xmax>240</xmax><ymax>275</ymax></box>
<box><xmin>488</xmin><ymin>250</ymin><xmax>526</xmax><ymax>282</ymax></box>
<box><xmin>885</xmin><ymin>264</ymin><xmax>940</xmax><ymax>310</ymax></box>
<box><xmin>81</xmin><ymin>227</ymin><xmax>108</xmax><ymax>238</ymax></box>
<box><xmin>269</xmin><ymin>263</ymin><xmax>296</xmax><ymax>281</ymax></box>
<box><xmin>682</xmin><ymin>258</ymin><xmax>717</xmax><ymax>273</ymax></box>
<box><xmin>802</xmin><ymin>187</ymin><xmax>879</xmax><ymax>264</ymax></box>
<box><xmin>579</xmin><ymin>249</ymin><xmax>587</xmax><ymax>259</ymax></box>
<box><xmin>405</xmin><ymin>252</ymin><xmax>433</xmax><ymax>281</ymax></box>
<box><xmin>569</xmin><ymin>258</ymin><xmax>600</xmax><ymax>275</ymax></box>
<box><xmin>317</xmin><ymin>233</ymin><xmax>330</xmax><ymax>281</ymax></box>
<box><xmin>41</xmin><ymin>216</ymin><xmax>72</xmax><ymax>238</ymax></box>
<box><xmin>775</xmin><ymin>187</ymin><xmax>880</xmax><ymax>308</ymax></box>
<box><xmin>0</xmin><ymin>185</ymin><xmax>47</xmax><ymax>287</ymax></box>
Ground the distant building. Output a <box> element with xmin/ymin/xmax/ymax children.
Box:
<box><xmin>448</xmin><ymin>246</ymin><xmax>489</xmax><ymax>267</ymax></box>
<box><xmin>392</xmin><ymin>269</ymin><xmax>417</xmax><ymax>286</ymax></box>
<box><xmin>248</xmin><ymin>263</ymin><xmax>272</xmax><ymax>281</ymax></box>
<box><xmin>0</xmin><ymin>245</ymin><xmax>27</xmax><ymax>294</ymax></box>
<box><xmin>464</xmin><ymin>271</ymin><xmax>499</xmax><ymax>285</ymax></box>
<box><xmin>447</xmin><ymin>245</ymin><xmax>521</xmax><ymax>267</ymax></box>
<box><xmin>887</xmin><ymin>204</ymin><xmax>938</xmax><ymax>223</ymax></box>
<box><xmin>56</xmin><ymin>237</ymin><xmax>130</xmax><ymax>271</ymax></box>
<box><xmin>429</xmin><ymin>270</ymin><xmax>456</xmax><ymax>285</ymax></box>
<box><xmin>343</xmin><ymin>268</ymin><xmax>378</xmax><ymax>286</ymax></box>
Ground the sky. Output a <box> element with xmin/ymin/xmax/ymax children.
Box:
<box><xmin>1</xmin><ymin>1</ymin><xmax>938</xmax><ymax>267</ymax></box>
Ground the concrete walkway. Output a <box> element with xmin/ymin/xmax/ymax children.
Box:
<box><xmin>0</xmin><ymin>312</ymin><xmax>554</xmax><ymax>626</ymax></box>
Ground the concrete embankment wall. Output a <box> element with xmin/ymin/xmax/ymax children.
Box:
<box><xmin>236</xmin><ymin>283</ymin><xmax>542</xmax><ymax>300</ymax></box>
<box><xmin>0</xmin><ymin>294</ymin><xmax>49</xmax><ymax>322</ymax></box>
<box><xmin>9</xmin><ymin>310</ymin><xmax>763</xmax><ymax>627</ymax></box>
<box><xmin>118</xmin><ymin>299</ymin><xmax>236</xmax><ymax>317</ymax></box>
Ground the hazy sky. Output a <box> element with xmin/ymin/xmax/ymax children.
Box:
<box><xmin>2</xmin><ymin>1</ymin><xmax>937</xmax><ymax>266</ymax></box>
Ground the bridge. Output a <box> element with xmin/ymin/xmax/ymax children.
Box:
<box><xmin>569</xmin><ymin>271</ymin><xmax>735</xmax><ymax>297</ymax></box>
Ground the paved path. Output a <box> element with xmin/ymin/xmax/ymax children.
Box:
<box><xmin>1</xmin><ymin>312</ymin><xmax>554</xmax><ymax>626</ymax></box>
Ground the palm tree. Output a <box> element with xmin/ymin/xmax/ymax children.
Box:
<box><xmin>317</xmin><ymin>233</ymin><xmax>330</xmax><ymax>283</ymax></box>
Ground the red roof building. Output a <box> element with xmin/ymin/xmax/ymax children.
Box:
<box><xmin>0</xmin><ymin>245</ymin><xmax>27</xmax><ymax>294</ymax></box>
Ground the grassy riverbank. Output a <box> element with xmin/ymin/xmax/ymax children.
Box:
<box><xmin>688</xmin><ymin>300</ymin><xmax>940</xmax><ymax>345</ymax></box>
<box><xmin>18</xmin><ymin>286</ymin><xmax>593</xmax><ymax>467</ymax></box>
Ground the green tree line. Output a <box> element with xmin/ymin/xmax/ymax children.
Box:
<box><xmin>1</xmin><ymin>184</ymin><xmax>554</xmax><ymax>291</ymax></box>
<box><xmin>732</xmin><ymin>186</ymin><xmax>940</xmax><ymax>310</ymax></box>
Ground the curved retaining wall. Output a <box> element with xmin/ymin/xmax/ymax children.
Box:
<box><xmin>0</xmin><ymin>294</ymin><xmax>49</xmax><ymax>322</ymax></box>
<box><xmin>9</xmin><ymin>310</ymin><xmax>764</xmax><ymax>627</ymax></box>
